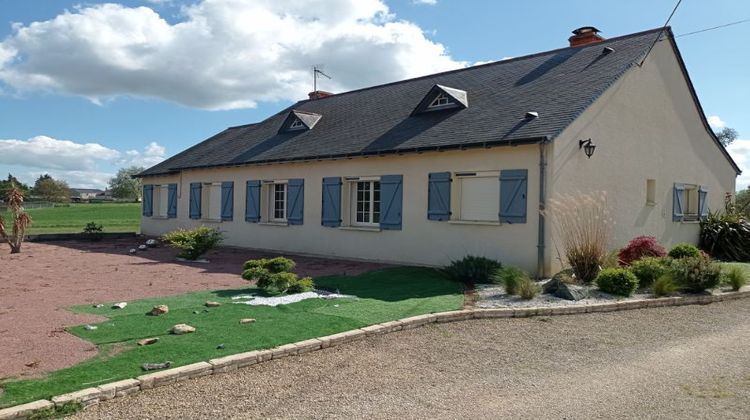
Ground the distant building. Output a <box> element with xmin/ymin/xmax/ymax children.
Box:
<box><xmin>70</xmin><ymin>188</ymin><xmax>104</xmax><ymax>202</ymax></box>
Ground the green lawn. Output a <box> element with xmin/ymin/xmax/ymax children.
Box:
<box><xmin>0</xmin><ymin>267</ymin><xmax>463</xmax><ymax>407</ymax></box>
<box><xmin>2</xmin><ymin>202</ymin><xmax>140</xmax><ymax>234</ymax></box>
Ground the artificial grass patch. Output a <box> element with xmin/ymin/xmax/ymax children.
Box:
<box><xmin>0</xmin><ymin>267</ymin><xmax>462</xmax><ymax>408</ymax></box>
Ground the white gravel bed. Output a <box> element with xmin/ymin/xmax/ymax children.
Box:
<box><xmin>475</xmin><ymin>281</ymin><xmax>651</xmax><ymax>309</ymax></box>
<box><xmin>231</xmin><ymin>290</ymin><xmax>354</xmax><ymax>306</ymax></box>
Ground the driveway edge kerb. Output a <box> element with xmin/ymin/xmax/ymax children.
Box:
<box><xmin>2</xmin><ymin>289</ymin><xmax>748</xmax><ymax>419</ymax></box>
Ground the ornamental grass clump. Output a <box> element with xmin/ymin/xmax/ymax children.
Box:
<box><xmin>162</xmin><ymin>226</ymin><xmax>223</xmax><ymax>260</ymax></box>
<box><xmin>492</xmin><ymin>266</ymin><xmax>526</xmax><ymax>295</ymax></box>
<box><xmin>722</xmin><ymin>266</ymin><xmax>747</xmax><ymax>291</ymax></box>
<box><xmin>546</xmin><ymin>192</ymin><xmax>613</xmax><ymax>283</ymax></box>
<box><xmin>652</xmin><ymin>274</ymin><xmax>678</xmax><ymax>297</ymax></box>
<box><xmin>517</xmin><ymin>276</ymin><xmax>542</xmax><ymax>300</ymax></box>
<box><xmin>0</xmin><ymin>185</ymin><xmax>32</xmax><ymax>254</ymax></box>
<box><xmin>618</xmin><ymin>235</ymin><xmax>667</xmax><ymax>265</ymax></box>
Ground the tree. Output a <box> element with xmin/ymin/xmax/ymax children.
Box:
<box><xmin>0</xmin><ymin>174</ymin><xmax>30</xmax><ymax>200</ymax></box>
<box><xmin>737</xmin><ymin>188</ymin><xmax>750</xmax><ymax>218</ymax></box>
<box><xmin>715</xmin><ymin>127</ymin><xmax>738</xmax><ymax>147</ymax></box>
<box><xmin>108</xmin><ymin>166</ymin><xmax>145</xmax><ymax>201</ymax></box>
<box><xmin>0</xmin><ymin>183</ymin><xmax>32</xmax><ymax>253</ymax></box>
<box><xmin>32</xmin><ymin>174</ymin><xmax>70</xmax><ymax>202</ymax></box>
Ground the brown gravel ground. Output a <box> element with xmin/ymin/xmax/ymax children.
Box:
<box><xmin>76</xmin><ymin>298</ymin><xmax>750</xmax><ymax>420</ymax></box>
<box><xmin>0</xmin><ymin>240</ymin><xmax>386</xmax><ymax>379</ymax></box>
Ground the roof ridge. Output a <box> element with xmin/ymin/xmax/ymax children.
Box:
<box><xmin>294</xmin><ymin>27</ymin><xmax>666</xmax><ymax>104</ymax></box>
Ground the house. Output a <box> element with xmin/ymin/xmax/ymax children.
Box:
<box><xmin>70</xmin><ymin>188</ymin><xmax>104</xmax><ymax>202</ymax></box>
<box><xmin>137</xmin><ymin>26</ymin><xmax>740</xmax><ymax>277</ymax></box>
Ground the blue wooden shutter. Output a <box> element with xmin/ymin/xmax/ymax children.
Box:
<box><xmin>321</xmin><ymin>177</ymin><xmax>342</xmax><ymax>227</ymax></box>
<box><xmin>499</xmin><ymin>169</ymin><xmax>528</xmax><ymax>223</ymax></box>
<box><xmin>142</xmin><ymin>185</ymin><xmax>153</xmax><ymax>217</ymax></box>
<box><xmin>167</xmin><ymin>184</ymin><xmax>177</xmax><ymax>218</ymax></box>
<box><xmin>287</xmin><ymin>179</ymin><xmax>304</xmax><ymax>225</ymax></box>
<box><xmin>698</xmin><ymin>186</ymin><xmax>708</xmax><ymax>220</ymax></box>
<box><xmin>221</xmin><ymin>181</ymin><xmax>234</xmax><ymax>221</ymax></box>
<box><xmin>428</xmin><ymin>172</ymin><xmax>451</xmax><ymax>221</ymax></box>
<box><xmin>189</xmin><ymin>182</ymin><xmax>202</xmax><ymax>220</ymax></box>
<box><xmin>672</xmin><ymin>183</ymin><xmax>685</xmax><ymax>222</ymax></box>
<box><xmin>245</xmin><ymin>180</ymin><xmax>261</xmax><ymax>223</ymax></box>
<box><xmin>379</xmin><ymin>175</ymin><xmax>403</xmax><ymax>230</ymax></box>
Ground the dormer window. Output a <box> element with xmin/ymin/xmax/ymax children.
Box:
<box><xmin>289</xmin><ymin>118</ymin><xmax>305</xmax><ymax>130</ymax></box>
<box><xmin>279</xmin><ymin>110</ymin><xmax>322</xmax><ymax>133</ymax></box>
<box><xmin>428</xmin><ymin>93</ymin><xmax>454</xmax><ymax>108</ymax></box>
<box><xmin>412</xmin><ymin>84</ymin><xmax>468</xmax><ymax>116</ymax></box>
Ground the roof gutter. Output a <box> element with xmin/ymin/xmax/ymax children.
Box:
<box><xmin>135</xmin><ymin>136</ymin><xmax>550</xmax><ymax>178</ymax></box>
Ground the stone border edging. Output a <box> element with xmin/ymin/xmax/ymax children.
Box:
<box><xmin>2</xmin><ymin>289</ymin><xmax>748</xmax><ymax>419</ymax></box>
<box><xmin>27</xmin><ymin>232</ymin><xmax>139</xmax><ymax>242</ymax></box>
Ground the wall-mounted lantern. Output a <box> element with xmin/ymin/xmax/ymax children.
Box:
<box><xmin>579</xmin><ymin>138</ymin><xmax>596</xmax><ymax>159</ymax></box>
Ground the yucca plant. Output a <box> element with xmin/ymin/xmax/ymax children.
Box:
<box><xmin>699</xmin><ymin>210</ymin><xmax>750</xmax><ymax>262</ymax></box>
<box><xmin>0</xmin><ymin>184</ymin><xmax>32</xmax><ymax>253</ymax></box>
<box><xmin>546</xmin><ymin>192</ymin><xmax>613</xmax><ymax>283</ymax></box>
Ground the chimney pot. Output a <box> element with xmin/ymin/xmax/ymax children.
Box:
<box><xmin>568</xmin><ymin>26</ymin><xmax>605</xmax><ymax>47</ymax></box>
<box><xmin>308</xmin><ymin>90</ymin><xmax>334</xmax><ymax>100</ymax></box>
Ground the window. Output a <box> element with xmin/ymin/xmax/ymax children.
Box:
<box><xmin>354</xmin><ymin>181</ymin><xmax>380</xmax><ymax>225</ymax></box>
<box><xmin>450</xmin><ymin>171</ymin><xmax>500</xmax><ymax>223</ymax></box>
<box><xmin>289</xmin><ymin>118</ymin><xmax>305</xmax><ymax>130</ymax></box>
<box><xmin>157</xmin><ymin>185</ymin><xmax>169</xmax><ymax>217</ymax></box>
<box><xmin>684</xmin><ymin>184</ymin><xmax>700</xmax><ymax>221</ymax></box>
<box><xmin>202</xmin><ymin>182</ymin><xmax>222</xmax><ymax>221</ymax></box>
<box><xmin>272</xmin><ymin>182</ymin><xmax>287</xmax><ymax>221</ymax></box>
<box><xmin>428</xmin><ymin>92</ymin><xmax>453</xmax><ymax>108</ymax></box>
<box><xmin>646</xmin><ymin>179</ymin><xmax>656</xmax><ymax>205</ymax></box>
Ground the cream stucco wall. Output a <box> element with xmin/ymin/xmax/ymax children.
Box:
<box><xmin>548</xmin><ymin>39</ymin><xmax>737</xmax><ymax>272</ymax></box>
<box><xmin>141</xmin><ymin>146</ymin><xmax>541</xmax><ymax>271</ymax></box>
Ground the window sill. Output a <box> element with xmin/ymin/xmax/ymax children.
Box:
<box><xmin>152</xmin><ymin>215</ymin><xmax>169</xmax><ymax>220</ymax></box>
<box><xmin>339</xmin><ymin>226</ymin><xmax>381</xmax><ymax>232</ymax></box>
<box><xmin>448</xmin><ymin>220</ymin><xmax>501</xmax><ymax>226</ymax></box>
<box><xmin>259</xmin><ymin>221</ymin><xmax>289</xmax><ymax>227</ymax></box>
<box><xmin>200</xmin><ymin>218</ymin><xmax>222</xmax><ymax>223</ymax></box>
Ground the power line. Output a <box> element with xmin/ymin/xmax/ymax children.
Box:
<box><xmin>676</xmin><ymin>18</ymin><xmax>750</xmax><ymax>38</ymax></box>
<box><xmin>639</xmin><ymin>0</ymin><xmax>683</xmax><ymax>67</ymax></box>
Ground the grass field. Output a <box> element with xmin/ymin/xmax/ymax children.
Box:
<box><xmin>0</xmin><ymin>267</ymin><xmax>464</xmax><ymax>407</ymax></box>
<box><xmin>2</xmin><ymin>203</ymin><xmax>140</xmax><ymax>234</ymax></box>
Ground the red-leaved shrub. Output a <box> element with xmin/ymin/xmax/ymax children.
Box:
<box><xmin>618</xmin><ymin>235</ymin><xmax>667</xmax><ymax>265</ymax></box>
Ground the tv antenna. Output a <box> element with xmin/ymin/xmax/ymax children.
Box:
<box><xmin>313</xmin><ymin>66</ymin><xmax>331</xmax><ymax>92</ymax></box>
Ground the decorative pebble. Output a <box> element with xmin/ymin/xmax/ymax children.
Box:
<box><xmin>138</xmin><ymin>244</ymin><xmax>148</xmax><ymax>251</ymax></box>
<box><xmin>84</xmin><ymin>324</ymin><xmax>97</xmax><ymax>331</ymax></box>
<box><xmin>112</xmin><ymin>302</ymin><xmax>128</xmax><ymax>309</ymax></box>
<box><xmin>205</xmin><ymin>301</ymin><xmax>222</xmax><ymax>307</ymax></box>
<box><xmin>149</xmin><ymin>305</ymin><xmax>169</xmax><ymax>316</ymax></box>
<box><xmin>138</xmin><ymin>337</ymin><xmax>159</xmax><ymax>346</ymax></box>
<box><xmin>92</xmin><ymin>304</ymin><xmax>104</xmax><ymax>308</ymax></box>
<box><xmin>193</xmin><ymin>310</ymin><xmax>200</xmax><ymax>314</ymax></box>
<box><xmin>171</xmin><ymin>324</ymin><xmax>196</xmax><ymax>335</ymax></box>
<box><xmin>146</xmin><ymin>239</ymin><xmax>158</xmax><ymax>247</ymax></box>
<box><xmin>239</xmin><ymin>318</ymin><xmax>256</xmax><ymax>324</ymax></box>
<box><xmin>216</xmin><ymin>344</ymin><xmax>225</xmax><ymax>349</ymax></box>
<box><xmin>129</xmin><ymin>248</ymin><xmax>137</xmax><ymax>254</ymax></box>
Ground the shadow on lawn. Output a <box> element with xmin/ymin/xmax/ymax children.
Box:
<box><xmin>38</xmin><ymin>238</ymin><xmax>389</xmax><ymax>278</ymax></box>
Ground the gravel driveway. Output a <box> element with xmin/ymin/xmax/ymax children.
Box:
<box><xmin>76</xmin><ymin>299</ymin><xmax>750</xmax><ymax>419</ymax></box>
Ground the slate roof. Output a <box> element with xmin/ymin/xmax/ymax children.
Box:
<box><xmin>140</xmin><ymin>27</ymin><xmax>740</xmax><ymax>176</ymax></box>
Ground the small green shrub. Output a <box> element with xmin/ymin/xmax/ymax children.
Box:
<box><xmin>82</xmin><ymin>221</ymin><xmax>103</xmax><ymax>241</ymax></box>
<box><xmin>287</xmin><ymin>276</ymin><xmax>315</xmax><ymax>294</ymax></box>
<box><xmin>722</xmin><ymin>266</ymin><xmax>747</xmax><ymax>291</ymax></box>
<box><xmin>492</xmin><ymin>266</ymin><xmax>526</xmax><ymax>295</ymax></box>
<box><xmin>444</xmin><ymin>255</ymin><xmax>501</xmax><ymax>284</ymax></box>
<box><xmin>162</xmin><ymin>226</ymin><xmax>223</xmax><ymax>260</ymax></box>
<box><xmin>241</xmin><ymin>267</ymin><xmax>273</xmax><ymax>288</ymax></box>
<box><xmin>596</xmin><ymin>268</ymin><xmax>639</xmax><ymax>296</ymax></box>
<box><xmin>629</xmin><ymin>257</ymin><xmax>670</xmax><ymax>288</ymax></box>
<box><xmin>243</xmin><ymin>257</ymin><xmax>296</xmax><ymax>273</ymax></box>
<box><xmin>652</xmin><ymin>274</ymin><xmax>678</xmax><ymax>297</ymax></box>
<box><xmin>668</xmin><ymin>255</ymin><xmax>722</xmax><ymax>293</ymax></box>
<box><xmin>668</xmin><ymin>243</ymin><xmax>701</xmax><ymax>259</ymax></box>
<box><xmin>517</xmin><ymin>276</ymin><xmax>541</xmax><ymax>300</ymax></box>
<box><xmin>264</xmin><ymin>272</ymin><xmax>315</xmax><ymax>295</ymax></box>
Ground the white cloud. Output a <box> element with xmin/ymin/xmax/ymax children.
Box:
<box><xmin>707</xmin><ymin>115</ymin><xmax>726</xmax><ymax>129</ymax></box>
<box><xmin>412</xmin><ymin>0</ymin><xmax>438</xmax><ymax>5</ymax></box>
<box><xmin>727</xmin><ymin>138</ymin><xmax>750</xmax><ymax>191</ymax></box>
<box><xmin>0</xmin><ymin>0</ymin><xmax>464</xmax><ymax>110</ymax></box>
<box><xmin>0</xmin><ymin>136</ymin><xmax>166</xmax><ymax>189</ymax></box>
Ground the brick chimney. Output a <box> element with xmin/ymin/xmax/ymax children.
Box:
<box><xmin>308</xmin><ymin>90</ymin><xmax>334</xmax><ymax>100</ymax></box>
<box><xmin>568</xmin><ymin>26</ymin><xmax>605</xmax><ymax>47</ymax></box>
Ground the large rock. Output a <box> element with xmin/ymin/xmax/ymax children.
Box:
<box><xmin>171</xmin><ymin>324</ymin><xmax>196</xmax><ymax>335</ymax></box>
<box><xmin>112</xmin><ymin>302</ymin><xmax>127</xmax><ymax>309</ymax></box>
<box><xmin>555</xmin><ymin>283</ymin><xmax>589</xmax><ymax>301</ymax></box>
<box><xmin>138</xmin><ymin>337</ymin><xmax>159</xmax><ymax>346</ymax></box>
<box><xmin>149</xmin><ymin>305</ymin><xmax>169</xmax><ymax>316</ymax></box>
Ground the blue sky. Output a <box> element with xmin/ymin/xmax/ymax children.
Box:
<box><xmin>0</xmin><ymin>0</ymin><xmax>748</xmax><ymax>189</ymax></box>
